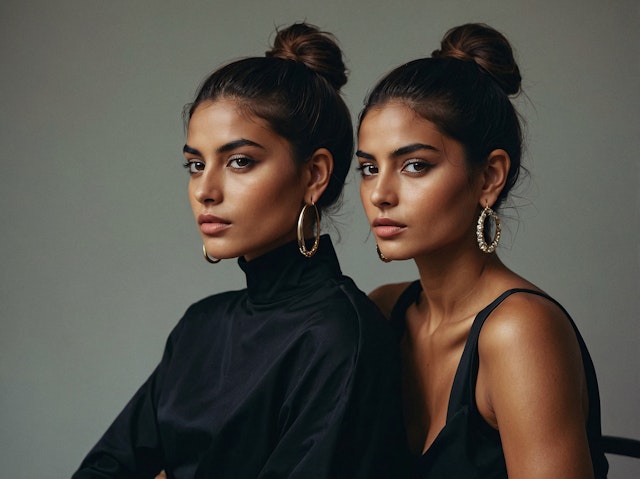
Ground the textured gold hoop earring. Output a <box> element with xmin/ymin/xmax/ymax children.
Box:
<box><xmin>376</xmin><ymin>243</ymin><xmax>391</xmax><ymax>263</ymax></box>
<box><xmin>297</xmin><ymin>203</ymin><xmax>320</xmax><ymax>258</ymax></box>
<box><xmin>202</xmin><ymin>244</ymin><xmax>221</xmax><ymax>264</ymax></box>
<box><xmin>476</xmin><ymin>204</ymin><xmax>501</xmax><ymax>253</ymax></box>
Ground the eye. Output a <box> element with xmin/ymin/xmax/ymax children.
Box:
<box><xmin>357</xmin><ymin>162</ymin><xmax>378</xmax><ymax>177</ymax></box>
<box><xmin>228</xmin><ymin>155</ymin><xmax>255</xmax><ymax>170</ymax></box>
<box><xmin>402</xmin><ymin>160</ymin><xmax>431</xmax><ymax>174</ymax></box>
<box><xmin>183</xmin><ymin>160</ymin><xmax>205</xmax><ymax>174</ymax></box>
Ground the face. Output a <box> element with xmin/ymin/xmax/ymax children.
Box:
<box><xmin>184</xmin><ymin>99</ymin><xmax>307</xmax><ymax>261</ymax></box>
<box><xmin>357</xmin><ymin>102</ymin><xmax>482</xmax><ymax>261</ymax></box>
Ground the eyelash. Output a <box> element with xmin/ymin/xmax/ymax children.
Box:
<box><xmin>182</xmin><ymin>160</ymin><xmax>204</xmax><ymax>174</ymax></box>
<box><xmin>227</xmin><ymin>155</ymin><xmax>255</xmax><ymax>170</ymax></box>
<box><xmin>356</xmin><ymin>160</ymin><xmax>432</xmax><ymax>177</ymax></box>
<box><xmin>182</xmin><ymin>155</ymin><xmax>256</xmax><ymax>174</ymax></box>
<box><xmin>402</xmin><ymin>160</ymin><xmax>431</xmax><ymax>174</ymax></box>
<box><xmin>356</xmin><ymin>163</ymin><xmax>378</xmax><ymax>177</ymax></box>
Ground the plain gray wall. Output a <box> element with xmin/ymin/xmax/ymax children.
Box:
<box><xmin>1</xmin><ymin>0</ymin><xmax>638</xmax><ymax>477</ymax></box>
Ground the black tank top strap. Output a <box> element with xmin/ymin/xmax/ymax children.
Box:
<box><xmin>446</xmin><ymin>288</ymin><xmax>532</xmax><ymax>418</ymax></box>
<box><xmin>446</xmin><ymin>289</ymin><xmax>604</xmax><ymax>446</ymax></box>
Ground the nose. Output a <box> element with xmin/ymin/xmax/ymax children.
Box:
<box><xmin>368</xmin><ymin>170</ymin><xmax>398</xmax><ymax>209</ymax></box>
<box><xmin>193</xmin><ymin>169</ymin><xmax>223</xmax><ymax>205</ymax></box>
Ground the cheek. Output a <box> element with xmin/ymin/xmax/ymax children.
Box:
<box><xmin>359</xmin><ymin>182</ymin><xmax>366</xmax><ymax>203</ymax></box>
<box><xmin>359</xmin><ymin>178</ymin><xmax>374</xmax><ymax>201</ymax></box>
<box><xmin>246</xmin><ymin>171</ymin><xmax>303</xmax><ymax>212</ymax></box>
<box><xmin>420</xmin><ymin>170</ymin><xmax>470</xmax><ymax>203</ymax></box>
<box><xmin>358</xmin><ymin>183</ymin><xmax>374</xmax><ymax>214</ymax></box>
<box><xmin>187</xmin><ymin>182</ymin><xmax>198</xmax><ymax>209</ymax></box>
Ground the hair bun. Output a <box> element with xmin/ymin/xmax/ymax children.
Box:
<box><xmin>266</xmin><ymin>22</ymin><xmax>348</xmax><ymax>90</ymax></box>
<box><xmin>432</xmin><ymin>23</ymin><xmax>521</xmax><ymax>96</ymax></box>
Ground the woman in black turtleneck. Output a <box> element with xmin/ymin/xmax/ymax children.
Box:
<box><xmin>72</xmin><ymin>23</ymin><xmax>410</xmax><ymax>479</ymax></box>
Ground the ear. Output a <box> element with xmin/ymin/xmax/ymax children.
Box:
<box><xmin>479</xmin><ymin>149</ymin><xmax>510</xmax><ymax>207</ymax></box>
<box><xmin>302</xmin><ymin>148</ymin><xmax>334</xmax><ymax>204</ymax></box>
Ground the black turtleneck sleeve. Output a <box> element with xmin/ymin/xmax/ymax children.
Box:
<box><xmin>72</xmin><ymin>236</ymin><xmax>411</xmax><ymax>478</ymax></box>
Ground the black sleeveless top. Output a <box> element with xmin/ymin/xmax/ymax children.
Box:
<box><xmin>390</xmin><ymin>281</ymin><xmax>609</xmax><ymax>478</ymax></box>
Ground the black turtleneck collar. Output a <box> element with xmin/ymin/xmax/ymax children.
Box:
<box><xmin>237</xmin><ymin>235</ymin><xmax>342</xmax><ymax>304</ymax></box>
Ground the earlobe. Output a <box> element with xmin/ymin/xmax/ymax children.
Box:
<box><xmin>305</xmin><ymin>148</ymin><xmax>334</xmax><ymax>203</ymax></box>
<box><xmin>481</xmin><ymin>149</ymin><xmax>510</xmax><ymax>206</ymax></box>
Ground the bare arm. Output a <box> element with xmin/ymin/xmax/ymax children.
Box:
<box><xmin>476</xmin><ymin>293</ymin><xmax>594</xmax><ymax>479</ymax></box>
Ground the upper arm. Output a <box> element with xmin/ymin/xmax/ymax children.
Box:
<box><xmin>477</xmin><ymin>294</ymin><xmax>593</xmax><ymax>479</ymax></box>
<box><xmin>368</xmin><ymin>282</ymin><xmax>413</xmax><ymax>319</ymax></box>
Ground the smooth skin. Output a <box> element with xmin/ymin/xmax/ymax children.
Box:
<box><xmin>184</xmin><ymin>99</ymin><xmax>333</xmax><ymax>261</ymax></box>
<box><xmin>357</xmin><ymin>102</ymin><xmax>594</xmax><ymax>479</ymax></box>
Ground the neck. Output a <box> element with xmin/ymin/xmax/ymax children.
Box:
<box><xmin>413</xmin><ymin>243</ymin><xmax>503</xmax><ymax>327</ymax></box>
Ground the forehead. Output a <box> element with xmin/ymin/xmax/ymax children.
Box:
<box><xmin>188</xmin><ymin>99</ymin><xmax>270</xmax><ymax>133</ymax></box>
<box><xmin>186</xmin><ymin>99</ymin><xmax>293</xmax><ymax>153</ymax></box>
<box><xmin>359</xmin><ymin>102</ymin><xmax>445</xmax><ymax>149</ymax></box>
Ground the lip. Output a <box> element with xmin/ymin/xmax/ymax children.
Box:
<box><xmin>198</xmin><ymin>214</ymin><xmax>231</xmax><ymax>236</ymax></box>
<box><xmin>372</xmin><ymin>217</ymin><xmax>406</xmax><ymax>239</ymax></box>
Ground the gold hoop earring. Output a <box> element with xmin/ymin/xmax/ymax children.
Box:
<box><xmin>376</xmin><ymin>243</ymin><xmax>391</xmax><ymax>263</ymax></box>
<box><xmin>202</xmin><ymin>244</ymin><xmax>221</xmax><ymax>264</ymax></box>
<box><xmin>297</xmin><ymin>202</ymin><xmax>320</xmax><ymax>258</ymax></box>
<box><xmin>476</xmin><ymin>204</ymin><xmax>501</xmax><ymax>253</ymax></box>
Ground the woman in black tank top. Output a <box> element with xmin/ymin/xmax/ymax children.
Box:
<box><xmin>356</xmin><ymin>23</ymin><xmax>608</xmax><ymax>478</ymax></box>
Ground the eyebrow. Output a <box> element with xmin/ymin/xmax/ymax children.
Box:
<box><xmin>356</xmin><ymin>143</ymin><xmax>439</xmax><ymax>160</ymax></box>
<box><xmin>355</xmin><ymin>150</ymin><xmax>375</xmax><ymax>160</ymax></box>
<box><xmin>183</xmin><ymin>138</ymin><xmax>265</xmax><ymax>156</ymax></box>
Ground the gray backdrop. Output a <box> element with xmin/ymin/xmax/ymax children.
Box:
<box><xmin>1</xmin><ymin>1</ymin><xmax>638</xmax><ymax>477</ymax></box>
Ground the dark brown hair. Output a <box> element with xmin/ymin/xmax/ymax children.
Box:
<box><xmin>186</xmin><ymin>22</ymin><xmax>352</xmax><ymax>212</ymax></box>
<box><xmin>360</xmin><ymin>23</ymin><xmax>523</xmax><ymax>210</ymax></box>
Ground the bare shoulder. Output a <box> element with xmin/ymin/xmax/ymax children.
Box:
<box><xmin>477</xmin><ymin>290</ymin><xmax>586</xmax><ymax>415</ymax></box>
<box><xmin>479</xmin><ymin>291</ymin><xmax>579</xmax><ymax>352</ymax></box>
<box><xmin>475</xmin><ymin>290</ymin><xmax>593</xmax><ymax>477</ymax></box>
<box><xmin>368</xmin><ymin>281</ymin><xmax>414</xmax><ymax>319</ymax></box>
